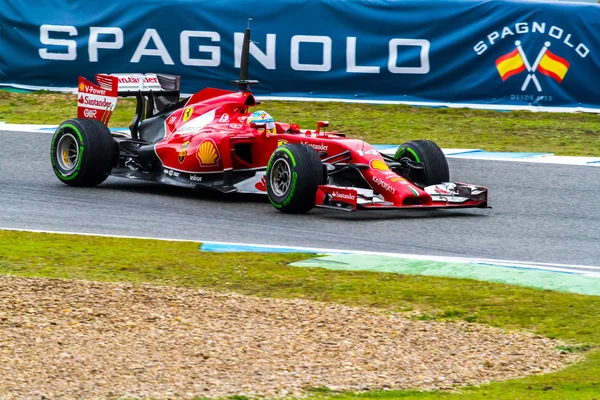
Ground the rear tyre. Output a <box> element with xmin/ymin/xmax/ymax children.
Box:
<box><xmin>394</xmin><ymin>140</ymin><xmax>449</xmax><ymax>186</ymax></box>
<box><xmin>50</xmin><ymin>118</ymin><xmax>117</xmax><ymax>187</ymax></box>
<box><xmin>266</xmin><ymin>144</ymin><xmax>323</xmax><ymax>214</ymax></box>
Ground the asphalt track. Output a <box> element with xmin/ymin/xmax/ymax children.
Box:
<box><xmin>1</xmin><ymin>129</ymin><xmax>598</xmax><ymax>267</ymax></box>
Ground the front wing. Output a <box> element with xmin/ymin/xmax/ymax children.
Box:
<box><xmin>316</xmin><ymin>183</ymin><xmax>488</xmax><ymax>212</ymax></box>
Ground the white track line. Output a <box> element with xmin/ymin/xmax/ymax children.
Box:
<box><xmin>3</xmin><ymin>125</ymin><xmax>599</xmax><ymax>166</ymax></box>
<box><xmin>0</xmin><ymin>124</ymin><xmax>56</xmax><ymax>132</ymax></box>
<box><xmin>2</xmin><ymin>227</ymin><xmax>599</xmax><ymax>276</ymax></box>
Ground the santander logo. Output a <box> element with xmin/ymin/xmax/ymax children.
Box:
<box><xmin>332</xmin><ymin>191</ymin><xmax>356</xmax><ymax>201</ymax></box>
<box><xmin>79</xmin><ymin>96</ymin><xmax>113</xmax><ymax>107</ymax></box>
<box><xmin>118</xmin><ymin>76</ymin><xmax>159</xmax><ymax>84</ymax></box>
<box><xmin>301</xmin><ymin>142</ymin><xmax>328</xmax><ymax>151</ymax></box>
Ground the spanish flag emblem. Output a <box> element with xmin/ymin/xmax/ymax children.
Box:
<box><xmin>496</xmin><ymin>49</ymin><xmax>526</xmax><ymax>81</ymax></box>
<box><xmin>537</xmin><ymin>50</ymin><xmax>570</xmax><ymax>83</ymax></box>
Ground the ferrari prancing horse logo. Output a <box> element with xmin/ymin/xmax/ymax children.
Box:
<box><xmin>183</xmin><ymin>107</ymin><xmax>194</xmax><ymax>123</ymax></box>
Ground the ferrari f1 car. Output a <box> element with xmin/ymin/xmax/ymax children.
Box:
<box><xmin>50</xmin><ymin>28</ymin><xmax>488</xmax><ymax>214</ymax></box>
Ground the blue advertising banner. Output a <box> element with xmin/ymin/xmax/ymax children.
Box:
<box><xmin>1</xmin><ymin>0</ymin><xmax>600</xmax><ymax>110</ymax></box>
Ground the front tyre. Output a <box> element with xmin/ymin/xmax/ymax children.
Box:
<box><xmin>50</xmin><ymin>118</ymin><xmax>117</xmax><ymax>187</ymax></box>
<box><xmin>266</xmin><ymin>144</ymin><xmax>323</xmax><ymax>214</ymax></box>
<box><xmin>394</xmin><ymin>140</ymin><xmax>449</xmax><ymax>187</ymax></box>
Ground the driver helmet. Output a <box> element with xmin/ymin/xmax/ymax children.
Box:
<box><xmin>247</xmin><ymin>110</ymin><xmax>276</xmax><ymax>134</ymax></box>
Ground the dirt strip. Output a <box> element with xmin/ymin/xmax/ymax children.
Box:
<box><xmin>0</xmin><ymin>276</ymin><xmax>576</xmax><ymax>399</ymax></box>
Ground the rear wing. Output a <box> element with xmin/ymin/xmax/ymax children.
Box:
<box><xmin>77</xmin><ymin>75</ymin><xmax>118</xmax><ymax>124</ymax></box>
<box><xmin>109</xmin><ymin>73</ymin><xmax>180</xmax><ymax>97</ymax></box>
<box><xmin>77</xmin><ymin>73</ymin><xmax>181</xmax><ymax>136</ymax></box>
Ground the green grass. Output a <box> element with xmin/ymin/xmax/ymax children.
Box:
<box><xmin>1</xmin><ymin>90</ymin><xmax>599</xmax><ymax>156</ymax></box>
<box><xmin>1</xmin><ymin>230</ymin><xmax>600</xmax><ymax>399</ymax></box>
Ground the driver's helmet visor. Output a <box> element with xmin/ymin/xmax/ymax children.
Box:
<box><xmin>247</xmin><ymin>110</ymin><xmax>276</xmax><ymax>134</ymax></box>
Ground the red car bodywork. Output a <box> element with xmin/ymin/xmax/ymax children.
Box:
<box><xmin>77</xmin><ymin>73</ymin><xmax>488</xmax><ymax>212</ymax></box>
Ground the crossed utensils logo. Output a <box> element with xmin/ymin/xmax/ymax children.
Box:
<box><xmin>514</xmin><ymin>40</ymin><xmax>551</xmax><ymax>92</ymax></box>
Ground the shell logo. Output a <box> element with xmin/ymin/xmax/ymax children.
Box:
<box><xmin>197</xmin><ymin>139</ymin><xmax>221</xmax><ymax>167</ymax></box>
<box><xmin>78</xmin><ymin>83</ymin><xmax>85</xmax><ymax>91</ymax></box>
<box><xmin>369</xmin><ymin>159</ymin><xmax>389</xmax><ymax>171</ymax></box>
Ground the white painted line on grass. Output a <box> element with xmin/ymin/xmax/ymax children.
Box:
<box><xmin>2</xmin><ymin>227</ymin><xmax>599</xmax><ymax>276</ymax></box>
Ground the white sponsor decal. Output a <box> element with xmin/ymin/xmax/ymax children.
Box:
<box><xmin>83</xmin><ymin>109</ymin><xmax>97</xmax><ymax>118</ymax></box>
<box><xmin>228</xmin><ymin>123</ymin><xmax>244</xmax><ymax>129</ymax></box>
<box><xmin>372</xmin><ymin>176</ymin><xmax>396</xmax><ymax>194</ymax></box>
<box><xmin>39</xmin><ymin>25</ymin><xmax>430</xmax><ymax>74</ymax></box>
<box><xmin>473</xmin><ymin>22</ymin><xmax>589</xmax><ymax>58</ymax></box>
<box><xmin>117</xmin><ymin>76</ymin><xmax>159</xmax><ymax>84</ymax></box>
<box><xmin>190</xmin><ymin>175</ymin><xmax>203</xmax><ymax>182</ymax></box>
<box><xmin>301</xmin><ymin>142</ymin><xmax>328</xmax><ymax>151</ymax></box>
<box><xmin>111</xmin><ymin>73</ymin><xmax>163</xmax><ymax>91</ymax></box>
<box><xmin>78</xmin><ymin>96</ymin><xmax>114</xmax><ymax>108</ymax></box>
<box><xmin>164</xmin><ymin>169</ymin><xmax>180</xmax><ymax>177</ymax></box>
<box><xmin>357</xmin><ymin>149</ymin><xmax>379</xmax><ymax>156</ymax></box>
<box><xmin>175</xmin><ymin>108</ymin><xmax>217</xmax><ymax>135</ymax></box>
<box><xmin>332</xmin><ymin>191</ymin><xmax>356</xmax><ymax>201</ymax></box>
<box><xmin>82</xmin><ymin>85</ymin><xmax>107</xmax><ymax>95</ymax></box>
<box><xmin>219</xmin><ymin>113</ymin><xmax>229</xmax><ymax>122</ymax></box>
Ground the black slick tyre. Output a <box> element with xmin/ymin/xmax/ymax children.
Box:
<box><xmin>50</xmin><ymin>118</ymin><xmax>117</xmax><ymax>187</ymax></box>
<box><xmin>394</xmin><ymin>140</ymin><xmax>449</xmax><ymax>186</ymax></box>
<box><xmin>266</xmin><ymin>143</ymin><xmax>323</xmax><ymax>214</ymax></box>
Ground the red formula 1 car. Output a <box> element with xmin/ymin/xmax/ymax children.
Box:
<box><xmin>50</xmin><ymin>28</ymin><xmax>488</xmax><ymax>214</ymax></box>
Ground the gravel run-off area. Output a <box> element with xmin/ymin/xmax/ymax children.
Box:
<box><xmin>0</xmin><ymin>276</ymin><xmax>578</xmax><ymax>399</ymax></box>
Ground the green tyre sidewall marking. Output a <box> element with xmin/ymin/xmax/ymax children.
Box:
<box><xmin>282</xmin><ymin>171</ymin><xmax>298</xmax><ymax>207</ymax></box>
<box><xmin>394</xmin><ymin>146</ymin><xmax>421</xmax><ymax>163</ymax></box>
<box><xmin>52</xmin><ymin>123</ymin><xmax>85</xmax><ymax>181</ymax></box>
<box><xmin>268</xmin><ymin>197</ymin><xmax>283</xmax><ymax>209</ymax></box>
<box><xmin>394</xmin><ymin>147</ymin><xmax>405</xmax><ymax>159</ymax></box>
<box><xmin>275</xmin><ymin>147</ymin><xmax>297</xmax><ymax>167</ymax></box>
<box><xmin>267</xmin><ymin>146</ymin><xmax>298</xmax><ymax>209</ymax></box>
<box><xmin>406</xmin><ymin>147</ymin><xmax>421</xmax><ymax>162</ymax></box>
